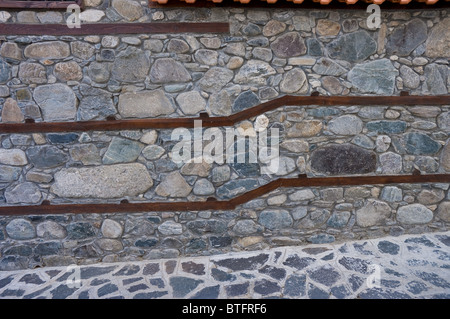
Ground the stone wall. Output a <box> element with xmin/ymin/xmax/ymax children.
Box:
<box><xmin>0</xmin><ymin>3</ymin><xmax>449</xmax><ymax>270</ymax></box>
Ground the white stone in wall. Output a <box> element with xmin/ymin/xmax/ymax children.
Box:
<box><xmin>51</xmin><ymin>163</ymin><xmax>153</xmax><ymax>198</ymax></box>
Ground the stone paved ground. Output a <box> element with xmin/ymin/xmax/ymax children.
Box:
<box><xmin>0</xmin><ymin>232</ymin><xmax>449</xmax><ymax>299</ymax></box>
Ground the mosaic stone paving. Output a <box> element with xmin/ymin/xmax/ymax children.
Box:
<box><xmin>0</xmin><ymin>232</ymin><xmax>449</xmax><ymax>299</ymax></box>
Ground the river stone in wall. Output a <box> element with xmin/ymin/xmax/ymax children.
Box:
<box><xmin>348</xmin><ymin>59</ymin><xmax>398</xmax><ymax>95</ymax></box>
<box><xmin>51</xmin><ymin>163</ymin><xmax>153</xmax><ymax>198</ymax></box>
<box><xmin>310</xmin><ymin>144</ymin><xmax>376</xmax><ymax>175</ymax></box>
<box><xmin>33</xmin><ymin>84</ymin><xmax>77</xmax><ymax>121</ymax></box>
<box><xmin>118</xmin><ymin>89</ymin><xmax>174</xmax><ymax>118</ymax></box>
<box><xmin>327</xmin><ymin>30</ymin><xmax>377</xmax><ymax>62</ymax></box>
<box><xmin>111</xmin><ymin>47</ymin><xmax>150</xmax><ymax>83</ymax></box>
<box><xmin>24</xmin><ymin>41</ymin><xmax>70</xmax><ymax>60</ymax></box>
<box><xmin>426</xmin><ymin>17</ymin><xmax>450</xmax><ymax>58</ymax></box>
<box><xmin>386</xmin><ymin>18</ymin><xmax>427</xmax><ymax>56</ymax></box>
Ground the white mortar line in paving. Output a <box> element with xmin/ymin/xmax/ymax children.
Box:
<box><xmin>0</xmin><ymin>231</ymin><xmax>449</xmax><ymax>299</ymax></box>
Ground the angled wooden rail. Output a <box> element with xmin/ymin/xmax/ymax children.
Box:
<box><xmin>1</xmin><ymin>95</ymin><xmax>449</xmax><ymax>133</ymax></box>
<box><xmin>0</xmin><ymin>22</ymin><xmax>230</xmax><ymax>36</ymax></box>
<box><xmin>0</xmin><ymin>174</ymin><xmax>448</xmax><ymax>216</ymax></box>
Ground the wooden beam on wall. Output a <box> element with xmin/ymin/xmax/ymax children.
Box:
<box><xmin>1</xmin><ymin>95</ymin><xmax>449</xmax><ymax>133</ymax></box>
<box><xmin>0</xmin><ymin>22</ymin><xmax>230</xmax><ymax>36</ymax></box>
<box><xmin>0</xmin><ymin>174</ymin><xmax>448</xmax><ymax>216</ymax></box>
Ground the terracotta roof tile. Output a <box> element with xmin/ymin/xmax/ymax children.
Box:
<box><xmin>151</xmin><ymin>0</ymin><xmax>447</xmax><ymax>4</ymax></box>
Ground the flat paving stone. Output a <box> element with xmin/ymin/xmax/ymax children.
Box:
<box><xmin>0</xmin><ymin>231</ymin><xmax>449</xmax><ymax>299</ymax></box>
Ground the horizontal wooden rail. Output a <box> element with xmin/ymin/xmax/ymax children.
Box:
<box><xmin>1</xmin><ymin>95</ymin><xmax>449</xmax><ymax>133</ymax></box>
<box><xmin>0</xmin><ymin>22</ymin><xmax>230</xmax><ymax>36</ymax></box>
<box><xmin>0</xmin><ymin>174</ymin><xmax>448</xmax><ymax>216</ymax></box>
<box><xmin>0</xmin><ymin>0</ymin><xmax>83</xmax><ymax>9</ymax></box>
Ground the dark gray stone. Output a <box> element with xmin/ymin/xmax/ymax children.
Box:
<box><xmin>381</xmin><ymin>279</ymin><xmax>401</xmax><ymax>288</ymax></box>
<box><xmin>182</xmin><ymin>261</ymin><xmax>205</xmax><ymax>275</ymax></box>
<box><xmin>392</xmin><ymin>133</ymin><xmax>441</xmax><ymax>155</ymax></box>
<box><xmin>349</xmin><ymin>274</ymin><xmax>365</xmax><ymax>291</ymax></box>
<box><xmin>149</xmin><ymin>278</ymin><xmax>164</xmax><ymax>289</ymax></box>
<box><xmin>226</xmin><ymin>282</ymin><xmax>249</xmax><ymax>297</ymax></box>
<box><xmin>0</xmin><ymin>256</ymin><xmax>28</xmax><ymax>271</ymax></box>
<box><xmin>258</xmin><ymin>265</ymin><xmax>286</xmax><ymax>280</ymax></box>
<box><xmin>4</xmin><ymin>245</ymin><xmax>32</xmax><ymax>256</ymax></box>
<box><xmin>307</xmin><ymin>107</ymin><xmax>340</xmax><ymax>118</ymax></box>
<box><xmin>312</xmin><ymin>58</ymin><xmax>347</xmax><ymax>76</ymax></box>
<box><xmin>232</xmin><ymin>91</ymin><xmax>260</xmax><ymax>113</ymax></box>
<box><xmin>386</xmin><ymin>19</ymin><xmax>427</xmax><ymax>56</ymax></box>
<box><xmin>100</xmin><ymin>49</ymin><xmax>115</xmax><ymax>61</ymax></box>
<box><xmin>170</xmin><ymin>276</ymin><xmax>203</xmax><ymax>298</ymax></box>
<box><xmin>149</xmin><ymin>58</ymin><xmax>191</xmax><ymax>83</ymax></box>
<box><xmin>424</xmin><ymin>63</ymin><xmax>448</xmax><ymax>95</ymax></box>
<box><xmin>415</xmin><ymin>272</ymin><xmax>450</xmax><ymax>288</ymax></box>
<box><xmin>134</xmin><ymin>291</ymin><xmax>168</xmax><ymax>299</ymax></box>
<box><xmin>50</xmin><ymin>284</ymin><xmax>78</xmax><ymax>299</ymax></box>
<box><xmin>35</xmin><ymin>242</ymin><xmax>61</xmax><ymax>255</ymax></box>
<box><xmin>134</xmin><ymin>238</ymin><xmax>158</xmax><ymax>248</ymax></box>
<box><xmin>404</xmin><ymin>236</ymin><xmax>437</xmax><ymax>247</ymax></box>
<box><xmin>307</xmin><ymin>38</ymin><xmax>323</xmax><ymax>56</ymax></box>
<box><xmin>73</xmin><ymin>244</ymin><xmax>100</xmax><ymax>258</ymax></box>
<box><xmin>271</xmin><ymin>32</ymin><xmax>306</xmax><ymax>58</ymax></box>
<box><xmin>111</xmin><ymin>47</ymin><xmax>150</xmax><ymax>83</ymax></box>
<box><xmin>358</xmin><ymin>288</ymin><xmax>411</xmax><ymax>299</ymax></box>
<box><xmin>254</xmin><ymin>279</ymin><xmax>281</xmax><ymax>295</ymax></box>
<box><xmin>1</xmin><ymin>289</ymin><xmax>25</xmax><ymax>297</ymax></box>
<box><xmin>47</xmin><ymin>133</ymin><xmax>79</xmax><ymax>144</ymax></box>
<box><xmin>23</xmin><ymin>286</ymin><xmax>51</xmax><ymax>299</ymax></box>
<box><xmin>284</xmin><ymin>274</ymin><xmax>306</xmax><ymax>297</ymax></box>
<box><xmin>6</xmin><ymin>218</ymin><xmax>35</xmax><ymax>240</ymax></box>
<box><xmin>191</xmin><ymin>285</ymin><xmax>220</xmax><ymax>299</ymax></box>
<box><xmin>0</xmin><ymin>276</ymin><xmax>13</xmax><ymax>289</ymax></box>
<box><xmin>209</xmin><ymin>236</ymin><xmax>232</xmax><ymax>248</ymax></box>
<box><xmin>66</xmin><ymin>222</ymin><xmax>96</xmax><ymax>240</ymax></box>
<box><xmin>348</xmin><ymin>59</ymin><xmax>398</xmax><ymax>94</ymax></box>
<box><xmin>377</xmin><ymin>240</ymin><xmax>400</xmax><ymax>255</ymax></box>
<box><xmin>258</xmin><ymin>209</ymin><xmax>293</xmax><ymax>230</ymax></box>
<box><xmin>127</xmin><ymin>283</ymin><xmax>148</xmax><ymax>293</ymax></box>
<box><xmin>339</xmin><ymin>257</ymin><xmax>370</xmax><ymax>274</ymax></box>
<box><xmin>327</xmin><ymin>211</ymin><xmax>351</xmax><ymax>228</ymax></box>
<box><xmin>242</xmin><ymin>23</ymin><xmax>261</xmax><ymax>36</ymax></box>
<box><xmin>330</xmin><ymin>285</ymin><xmax>351</xmax><ymax>299</ymax></box>
<box><xmin>92</xmin><ymin>279</ymin><xmax>109</xmax><ymax>286</ymax></box>
<box><xmin>26</xmin><ymin>145</ymin><xmax>69</xmax><ymax>168</ymax></box>
<box><xmin>211</xmin><ymin>268</ymin><xmax>236</xmax><ymax>282</ymax></box>
<box><xmin>216</xmin><ymin>178</ymin><xmax>259</xmax><ymax>199</ymax></box>
<box><xmin>186</xmin><ymin>238</ymin><xmax>207</xmax><ymax>253</ymax></box>
<box><xmin>353</xmin><ymin>242</ymin><xmax>373</xmax><ymax>256</ymax></box>
<box><xmin>308</xmin><ymin>264</ymin><xmax>341</xmax><ymax>287</ymax></box>
<box><xmin>77</xmin><ymin>85</ymin><xmax>116</xmax><ymax>121</ymax></box>
<box><xmin>0</xmin><ymin>58</ymin><xmax>11</xmax><ymax>83</ymax></box>
<box><xmin>214</xmin><ymin>253</ymin><xmax>269</xmax><ymax>271</ymax></box>
<box><xmin>283</xmin><ymin>255</ymin><xmax>315</xmax><ymax>270</ymax></box>
<box><xmin>102</xmin><ymin>137</ymin><xmax>143</xmax><ymax>164</ymax></box>
<box><xmin>310</xmin><ymin>144</ymin><xmax>376</xmax><ymax>175</ymax></box>
<box><xmin>327</xmin><ymin>30</ymin><xmax>377</xmax><ymax>62</ymax></box>
<box><xmin>113</xmin><ymin>265</ymin><xmax>140</xmax><ymax>276</ymax></box>
<box><xmin>97</xmin><ymin>283</ymin><xmax>118</xmax><ymax>297</ymax></box>
<box><xmin>367</xmin><ymin>121</ymin><xmax>407</xmax><ymax>134</ymax></box>
<box><xmin>143</xmin><ymin>263</ymin><xmax>160</xmax><ymax>276</ymax></box>
<box><xmin>308</xmin><ymin>284</ymin><xmax>329</xmax><ymax>299</ymax></box>
<box><xmin>187</xmin><ymin>219</ymin><xmax>227</xmax><ymax>235</ymax></box>
<box><xmin>79</xmin><ymin>266</ymin><xmax>117</xmax><ymax>280</ymax></box>
<box><xmin>5</xmin><ymin>182</ymin><xmax>41</xmax><ymax>204</ymax></box>
<box><xmin>308</xmin><ymin>233</ymin><xmax>335</xmax><ymax>244</ymax></box>
<box><xmin>406</xmin><ymin>281</ymin><xmax>429</xmax><ymax>295</ymax></box>
<box><xmin>436</xmin><ymin>235</ymin><xmax>450</xmax><ymax>247</ymax></box>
